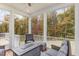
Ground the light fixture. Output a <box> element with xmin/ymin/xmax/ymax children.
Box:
<box><xmin>25</xmin><ymin>3</ymin><xmax>32</xmax><ymax>13</ymax></box>
<box><xmin>26</xmin><ymin>3</ymin><xmax>32</xmax><ymax>13</ymax></box>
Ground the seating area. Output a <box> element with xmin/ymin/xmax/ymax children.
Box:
<box><xmin>0</xmin><ymin>33</ymin><xmax>71</xmax><ymax>56</ymax></box>
<box><xmin>11</xmin><ymin>38</ymin><xmax>70</xmax><ymax>56</ymax></box>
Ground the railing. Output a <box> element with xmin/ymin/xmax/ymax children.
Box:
<box><xmin>34</xmin><ymin>35</ymin><xmax>43</xmax><ymax>41</ymax></box>
<box><xmin>0</xmin><ymin>33</ymin><xmax>9</xmax><ymax>40</ymax></box>
<box><xmin>0</xmin><ymin>33</ymin><xmax>74</xmax><ymax>41</ymax></box>
<box><xmin>34</xmin><ymin>35</ymin><xmax>74</xmax><ymax>41</ymax></box>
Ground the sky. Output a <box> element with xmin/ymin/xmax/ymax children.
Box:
<box><xmin>56</xmin><ymin>8</ymin><xmax>64</xmax><ymax>15</ymax></box>
<box><xmin>0</xmin><ymin>9</ymin><xmax>10</xmax><ymax>22</ymax></box>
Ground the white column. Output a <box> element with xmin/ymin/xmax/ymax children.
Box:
<box><xmin>43</xmin><ymin>13</ymin><xmax>47</xmax><ymax>43</ymax></box>
<box><xmin>37</xmin><ymin>15</ymin><xmax>40</xmax><ymax>35</ymax></box>
<box><xmin>9</xmin><ymin>11</ymin><xmax>15</xmax><ymax>49</ymax></box>
<box><xmin>28</xmin><ymin>17</ymin><xmax>32</xmax><ymax>34</ymax></box>
<box><xmin>37</xmin><ymin>15</ymin><xmax>40</xmax><ymax>22</ymax></box>
<box><xmin>75</xmin><ymin>4</ymin><xmax>79</xmax><ymax>56</ymax></box>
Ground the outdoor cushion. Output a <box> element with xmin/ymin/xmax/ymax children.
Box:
<box><xmin>0</xmin><ymin>49</ymin><xmax>4</xmax><ymax>56</ymax></box>
<box><xmin>57</xmin><ymin>51</ymin><xmax>66</xmax><ymax>56</ymax></box>
<box><xmin>43</xmin><ymin>49</ymin><xmax>58</xmax><ymax>56</ymax></box>
<box><xmin>61</xmin><ymin>40</ymin><xmax>67</xmax><ymax>46</ymax></box>
<box><xmin>58</xmin><ymin>43</ymin><xmax>68</xmax><ymax>55</ymax></box>
<box><xmin>21</xmin><ymin>43</ymin><xmax>34</xmax><ymax>49</ymax></box>
<box><xmin>41</xmin><ymin>52</ymin><xmax>49</xmax><ymax>56</ymax></box>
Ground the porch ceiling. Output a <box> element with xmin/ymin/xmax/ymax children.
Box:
<box><xmin>3</xmin><ymin>3</ymin><xmax>60</xmax><ymax>15</ymax></box>
<box><xmin>1</xmin><ymin>3</ymin><xmax>72</xmax><ymax>17</ymax></box>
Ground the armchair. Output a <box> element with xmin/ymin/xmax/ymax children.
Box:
<box><xmin>25</xmin><ymin>34</ymin><xmax>34</xmax><ymax>43</ymax></box>
<box><xmin>0</xmin><ymin>46</ymin><xmax>5</xmax><ymax>56</ymax></box>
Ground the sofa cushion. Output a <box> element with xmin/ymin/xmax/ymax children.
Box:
<box><xmin>57</xmin><ymin>51</ymin><xmax>66</xmax><ymax>56</ymax></box>
<box><xmin>41</xmin><ymin>49</ymin><xmax>58</xmax><ymax>56</ymax></box>
<box><xmin>61</xmin><ymin>40</ymin><xmax>67</xmax><ymax>46</ymax></box>
<box><xmin>58</xmin><ymin>43</ymin><xmax>68</xmax><ymax>56</ymax></box>
<box><xmin>0</xmin><ymin>49</ymin><xmax>4</xmax><ymax>56</ymax></box>
<box><xmin>45</xmin><ymin>49</ymin><xmax>58</xmax><ymax>56</ymax></box>
<box><xmin>21</xmin><ymin>43</ymin><xmax>34</xmax><ymax>49</ymax></box>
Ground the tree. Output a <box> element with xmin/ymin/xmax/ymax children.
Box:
<box><xmin>56</xmin><ymin>5</ymin><xmax>75</xmax><ymax>39</ymax></box>
<box><xmin>47</xmin><ymin>5</ymin><xmax>74</xmax><ymax>39</ymax></box>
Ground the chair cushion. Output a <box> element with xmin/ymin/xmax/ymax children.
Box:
<box><xmin>21</xmin><ymin>43</ymin><xmax>34</xmax><ymax>49</ymax></box>
<box><xmin>0</xmin><ymin>49</ymin><xmax>4</xmax><ymax>56</ymax></box>
<box><xmin>58</xmin><ymin>43</ymin><xmax>68</xmax><ymax>56</ymax></box>
<box><xmin>61</xmin><ymin>40</ymin><xmax>67</xmax><ymax>46</ymax></box>
<box><xmin>57</xmin><ymin>51</ymin><xmax>66</xmax><ymax>56</ymax></box>
<box><xmin>45</xmin><ymin>49</ymin><xmax>58</xmax><ymax>56</ymax></box>
<box><xmin>41</xmin><ymin>52</ymin><xmax>49</xmax><ymax>56</ymax></box>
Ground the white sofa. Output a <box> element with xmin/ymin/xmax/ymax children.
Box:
<box><xmin>12</xmin><ymin>42</ymin><xmax>46</xmax><ymax>56</ymax></box>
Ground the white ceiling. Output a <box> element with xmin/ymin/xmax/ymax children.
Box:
<box><xmin>1</xmin><ymin>3</ymin><xmax>72</xmax><ymax>17</ymax></box>
<box><xmin>4</xmin><ymin>3</ymin><xmax>59</xmax><ymax>15</ymax></box>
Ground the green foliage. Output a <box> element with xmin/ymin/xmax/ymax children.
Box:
<box><xmin>32</xmin><ymin>15</ymin><xmax>43</xmax><ymax>35</ymax></box>
<box><xmin>47</xmin><ymin>5</ymin><xmax>75</xmax><ymax>39</ymax></box>
<box><xmin>0</xmin><ymin>21</ymin><xmax>9</xmax><ymax>33</ymax></box>
<box><xmin>14</xmin><ymin>17</ymin><xmax>28</xmax><ymax>35</ymax></box>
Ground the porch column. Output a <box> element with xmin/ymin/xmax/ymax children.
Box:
<box><xmin>9</xmin><ymin>11</ymin><xmax>15</xmax><ymax>49</ymax></box>
<box><xmin>43</xmin><ymin>13</ymin><xmax>47</xmax><ymax>43</ymax></box>
<box><xmin>37</xmin><ymin>15</ymin><xmax>40</xmax><ymax>35</ymax></box>
<box><xmin>75</xmin><ymin>4</ymin><xmax>79</xmax><ymax>56</ymax></box>
<box><xmin>28</xmin><ymin>17</ymin><xmax>32</xmax><ymax>34</ymax></box>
